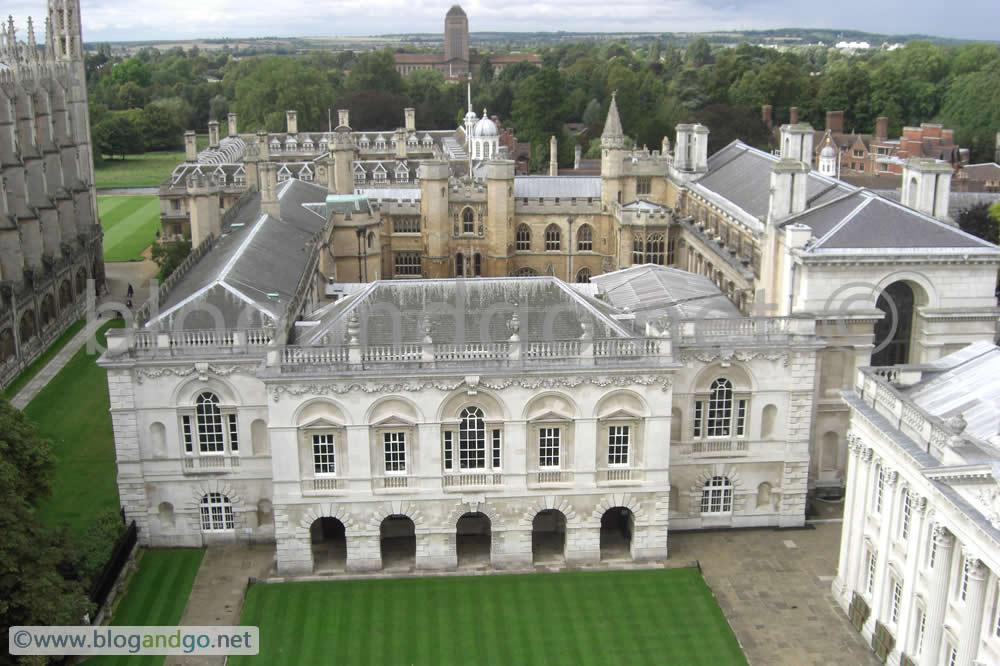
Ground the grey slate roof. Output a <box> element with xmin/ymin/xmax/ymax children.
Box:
<box><xmin>300</xmin><ymin>277</ymin><xmax>633</xmax><ymax>346</ymax></box>
<box><xmin>148</xmin><ymin>180</ymin><xmax>330</xmax><ymax>330</ymax></box>
<box><xmin>514</xmin><ymin>176</ymin><xmax>601</xmax><ymax>199</ymax></box>
<box><xmin>589</xmin><ymin>264</ymin><xmax>742</xmax><ymax>325</ymax></box>
<box><xmin>875</xmin><ymin>189</ymin><xmax>1000</xmax><ymax>219</ymax></box>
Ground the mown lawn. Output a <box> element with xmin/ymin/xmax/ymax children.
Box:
<box><xmin>232</xmin><ymin>568</ymin><xmax>747</xmax><ymax>666</ymax></box>
<box><xmin>88</xmin><ymin>549</ymin><xmax>205</xmax><ymax>666</ymax></box>
<box><xmin>28</xmin><ymin>319</ymin><xmax>124</xmax><ymax>536</ymax></box>
<box><xmin>95</xmin><ymin>151</ymin><xmax>187</xmax><ymax>189</ymax></box>
<box><xmin>99</xmin><ymin>195</ymin><xmax>162</xmax><ymax>262</ymax></box>
<box><xmin>2</xmin><ymin>319</ymin><xmax>85</xmax><ymax>399</ymax></box>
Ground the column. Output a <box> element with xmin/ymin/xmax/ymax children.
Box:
<box><xmin>956</xmin><ymin>556</ymin><xmax>988</xmax><ymax>666</ymax></box>
<box><xmin>845</xmin><ymin>447</ymin><xmax>875</xmax><ymax>597</ymax></box>
<box><xmin>897</xmin><ymin>493</ymin><xmax>928</xmax><ymax>655</ymax></box>
<box><xmin>835</xmin><ymin>434</ymin><xmax>864</xmax><ymax>596</ymax></box>
<box><xmin>921</xmin><ymin>525</ymin><xmax>956</xmax><ymax>666</ymax></box>
<box><xmin>870</xmin><ymin>469</ymin><xmax>899</xmax><ymax>626</ymax></box>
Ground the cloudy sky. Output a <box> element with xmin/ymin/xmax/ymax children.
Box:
<box><xmin>9</xmin><ymin>0</ymin><xmax>1000</xmax><ymax>43</ymax></box>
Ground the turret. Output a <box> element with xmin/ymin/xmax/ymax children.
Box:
<box><xmin>418</xmin><ymin>161</ymin><xmax>451</xmax><ymax>278</ymax></box>
<box><xmin>286</xmin><ymin>110</ymin><xmax>298</xmax><ymax>135</ymax></box>
<box><xmin>331</xmin><ymin>126</ymin><xmax>355</xmax><ymax>195</ymax></box>
<box><xmin>47</xmin><ymin>0</ymin><xmax>83</xmax><ymax>61</ymax></box>
<box><xmin>818</xmin><ymin>130</ymin><xmax>838</xmax><ymax>177</ymax></box>
<box><xmin>184</xmin><ymin>130</ymin><xmax>197</xmax><ymax>162</ymax></box>
<box><xmin>600</xmin><ymin>91</ymin><xmax>625</xmax><ymax>207</ymax></box>
<box><xmin>404</xmin><ymin>107</ymin><xmax>416</xmax><ymax>132</ymax></box>
<box><xmin>673</xmin><ymin>123</ymin><xmax>708</xmax><ymax>174</ymax></box>
<box><xmin>187</xmin><ymin>171</ymin><xmax>223</xmax><ymax>246</ymax></box>
<box><xmin>486</xmin><ymin>160</ymin><xmax>515</xmax><ymax>276</ymax></box>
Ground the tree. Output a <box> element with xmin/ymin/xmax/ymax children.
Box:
<box><xmin>345</xmin><ymin>48</ymin><xmax>405</xmax><ymax>96</ymax></box>
<box><xmin>140</xmin><ymin>104</ymin><xmax>183</xmax><ymax>151</ymax></box>
<box><xmin>939</xmin><ymin>68</ymin><xmax>1000</xmax><ymax>163</ymax></box>
<box><xmin>956</xmin><ymin>203</ymin><xmax>1000</xmax><ymax>245</ymax></box>
<box><xmin>686</xmin><ymin>38</ymin><xmax>712</xmax><ymax>67</ymax></box>
<box><xmin>93</xmin><ymin>113</ymin><xmax>144</xmax><ymax>160</ymax></box>
<box><xmin>0</xmin><ymin>397</ymin><xmax>56</xmax><ymax>505</ymax></box>
<box><xmin>582</xmin><ymin>98</ymin><xmax>602</xmax><ymax>127</ymax></box>
<box><xmin>151</xmin><ymin>238</ymin><xmax>193</xmax><ymax>281</ymax></box>
<box><xmin>118</xmin><ymin>81</ymin><xmax>148</xmax><ymax>109</ymax></box>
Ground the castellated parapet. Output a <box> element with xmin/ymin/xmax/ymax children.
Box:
<box><xmin>0</xmin><ymin>0</ymin><xmax>103</xmax><ymax>389</ymax></box>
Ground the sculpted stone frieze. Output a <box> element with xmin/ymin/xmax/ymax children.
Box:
<box><xmin>678</xmin><ymin>349</ymin><xmax>790</xmax><ymax>367</ymax></box>
<box><xmin>134</xmin><ymin>364</ymin><xmax>256</xmax><ymax>384</ymax></box>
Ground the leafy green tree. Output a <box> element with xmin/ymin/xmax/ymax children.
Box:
<box><xmin>345</xmin><ymin>48</ymin><xmax>405</xmax><ymax>95</ymax></box>
<box><xmin>0</xmin><ymin>397</ymin><xmax>55</xmax><ymax>504</ymax></box>
<box><xmin>93</xmin><ymin>113</ymin><xmax>144</xmax><ymax>160</ymax></box>
<box><xmin>686</xmin><ymin>38</ymin><xmax>712</xmax><ymax>67</ymax></box>
<box><xmin>140</xmin><ymin>104</ymin><xmax>183</xmax><ymax>151</ymax></box>
<box><xmin>939</xmin><ymin>68</ymin><xmax>1000</xmax><ymax>163</ymax></box>
<box><xmin>582</xmin><ymin>98</ymin><xmax>602</xmax><ymax>126</ymax></box>
<box><xmin>226</xmin><ymin>57</ymin><xmax>341</xmax><ymax>131</ymax></box>
<box><xmin>151</xmin><ymin>238</ymin><xmax>193</xmax><ymax>281</ymax></box>
<box><xmin>478</xmin><ymin>55</ymin><xmax>494</xmax><ymax>84</ymax></box>
<box><xmin>118</xmin><ymin>81</ymin><xmax>148</xmax><ymax>109</ymax></box>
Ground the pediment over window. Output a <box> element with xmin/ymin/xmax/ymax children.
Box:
<box><xmin>528</xmin><ymin>409</ymin><xmax>573</xmax><ymax>423</ymax></box>
<box><xmin>370</xmin><ymin>414</ymin><xmax>417</xmax><ymax>427</ymax></box>
<box><xmin>600</xmin><ymin>407</ymin><xmax>643</xmax><ymax>421</ymax></box>
<box><xmin>299</xmin><ymin>416</ymin><xmax>344</xmax><ymax>430</ymax></box>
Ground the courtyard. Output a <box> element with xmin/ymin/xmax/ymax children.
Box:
<box><xmin>230</xmin><ymin>568</ymin><xmax>746</xmax><ymax>666</ymax></box>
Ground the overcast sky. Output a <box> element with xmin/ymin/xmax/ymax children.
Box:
<box><xmin>8</xmin><ymin>0</ymin><xmax>1000</xmax><ymax>43</ymax></box>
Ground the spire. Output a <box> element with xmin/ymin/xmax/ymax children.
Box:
<box><xmin>44</xmin><ymin>16</ymin><xmax>53</xmax><ymax>61</ymax></box>
<box><xmin>6</xmin><ymin>15</ymin><xmax>16</xmax><ymax>60</ymax></box>
<box><xmin>601</xmin><ymin>90</ymin><xmax>624</xmax><ymax>149</ymax></box>
<box><xmin>26</xmin><ymin>16</ymin><xmax>37</xmax><ymax>62</ymax></box>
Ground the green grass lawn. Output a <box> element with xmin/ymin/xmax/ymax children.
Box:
<box><xmin>88</xmin><ymin>549</ymin><xmax>205</xmax><ymax>666</ymax></box>
<box><xmin>2</xmin><ymin>319</ymin><xmax>85</xmax><ymax>399</ymax></box>
<box><xmin>28</xmin><ymin>320</ymin><xmax>124</xmax><ymax>536</ymax></box>
<box><xmin>99</xmin><ymin>195</ymin><xmax>162</xmax><ymax>262</ymax></box>
<box><xmin>232</xmin><ymin>568</ymin><xmax>747</xmax><ymax>666</ymax></box>
<box><xmin>95</xmin><ymin>151</ymin><xmax>187</xmax><ymax>189</ymax></box>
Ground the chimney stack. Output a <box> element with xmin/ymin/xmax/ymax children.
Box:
<box><xmin>227</xmin><ymin>112</ymin><xmax>238</xmax><ymax>137</ymax></box>
<box><xmin>184</xmin><ymin>130</ymin><xmax>197</xmax><ymax>162</ymax></box>
<box><xmin>779</xmin><ymin>123</ymin><xmax>815</xmax><ymax>168</ymax></box>
<box><xmin>549</xmin><ymin>135</ymin><xmax>558</xmax><ymax>176</ymax></box>
<box><xmin>826</xmin><ymin>110</ymin><xmax>844</xmax><ymax>133</ymax></box>
<box><xmin>574</xmin><ymin>144</ymin><xmax>581</xmax><ymax>170</ymax></box>
<box><xmin>208</xmin><ymin>120</ymin><xmax>220</xmax><ymax>149</ymax></box>
<box><xmin>337</xmin><ymin>109</ymin><xmax>350</xmax><ymax>129</ymax></box>
<box><xmin>902</xmin><ymin>158</ymin><xmax>953</xmax><ymax>222</ymax></box>
<box><xmin>875</xmin><ymin>117</ymin><xmax>888</xmax><ymax>140</ymax></box>
<box><xmin>762</xmin><ymin>104</ymin><xmax>773</xmax><ymax>129</ymax></box>
<box><xmin>404</xmin><ymin>107</ymin><xmax>416</xmax><ymax>132</ymax></box>
<box><xmin>789</xmin><ymin>107</ymin><xmax>799</xmax><ymax>125</ymax></box>
<box><xmin>286</xmin><ymin>110</ymin><xmax>298</xmax><ymax>135</ymax></box>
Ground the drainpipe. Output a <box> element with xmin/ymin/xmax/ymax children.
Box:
<box><xmin>355</xmin><ymin>228</ymin><xmax>363</xmax><ymax>283</ymax></box>
<box><xmin>567</xmin><ymin>217</ymin><xmax>574</xmax><ymax>282</ymax></box>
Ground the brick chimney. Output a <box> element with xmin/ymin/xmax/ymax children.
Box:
<box><xmin>762</xmin><ymin>104</ymin><xmax>773</xmax><ymax>129</ymax></box>
<box><xmin>826</xmin><ymin>110</ymin><xmax>844</xmax><ymax>133</ymax></box>
<box><xmin>789</xmin><ymin>107</ymin><xmax>799</xmax><ymax>125</ymax></box>
<box><xmin>875</xmin><ymin>117</ymin><xmax>888</xmax><ymax>140</ymax></box>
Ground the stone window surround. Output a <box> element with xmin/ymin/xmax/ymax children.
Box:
<box><xmin>528</xmin><ymin>418</ymin><xmax>576</xmax><ymax>471</ymax></box>
<box><xmin>691</xmin><ymin>383</ymin><xmax>750</xmax><ymax>440</ymax></box>
<box><xmin>597</xmin><ymin>416</ymin><xmax>643</xmax><ymax>470</ymax></box>
<box><xmin>441</xmin><ymin>409</ymin><xmax>503</xmax><ymax>473</ymax></box>
<box><xmin>369</xmin><ymin>422</ymin><xmax>418</xmax><ymax>477</ymax></box>
<box><xmin>178</xmin><ymin>393</ymin><xmax>240</xmax><ymax>457</ymax></box>
<box><xmin>298</xmin><ymin>423</ymin><xmax>345</xmax><ymax>481</ymax></box>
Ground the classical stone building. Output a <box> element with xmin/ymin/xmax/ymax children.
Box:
<box><xmin>102</xmin><ymin>88</ymin><xmax>1000</xmax><ymax>576</ymax></box>
<box><xmin>834</xmin><ymin>343</ymin><xmax>1000</xmax><ymax>666</ymax></box>
<box><xmin>0</xmin><ymin>0</ymin><xmax>104</xmax><ymax>388</ymax></box>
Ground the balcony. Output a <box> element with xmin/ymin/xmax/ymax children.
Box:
<box><xmin>596</xmin><ymin>467</ymin><xmax>643</xmax><ymax>486</ymax></box>
<box><xmin>442</xmin><ymin>472</ymin><xmax>503</xmax><ymax>490</ymax></box>
<box><xmin>182</xmin><ymin>455</ymin><xmax>241</xmax><ymax>473</ymax></box>
<box><xmin>689</xmin><ymin>440</ymin><xmax>749</xmax><ymax>457</ymax></box>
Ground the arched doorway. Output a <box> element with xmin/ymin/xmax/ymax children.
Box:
<box><xmin>456</xmin><ymin>512</ymin><xmax>491</xmax><ymax>568</ymax></box>
<box><xmin>40</xmin><ymin>294</ymin><xmax>56</xmax><ymax>328</ymax></box>
<box><xmin>872</xmin><ymin>281</ymin><xmax>915</xmax><ymax>366</ymax></box>
<box><xmin>19</xmin><ymin>310</ymin><xmax>36</xmax><ymax>344</ymax></box>
<box><xmin>311</xmin><ymin>517</ymin><xmax>346</xmax><ymax>573</ymax></box>
<box><xmin>600</xmin><ymin>507</ymin><xmax>634</xmax><ymax>561</ymax></box>
<box><xmin>380</xmin><ymin>515</ymin><xmax>416</xmax><ymax>570</ymax></box>
<box><xmin>531</xmin><ymin>509</ymin><xmax>566</xmax><ymax>564</ymax></box>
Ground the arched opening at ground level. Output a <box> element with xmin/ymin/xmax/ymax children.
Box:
<box><xmin>600</xmin><ymin>507</ymin><xmax>634</xmax><ymax>561</ymax></box>
<box><xmin>310</xmin><ymin>517</ymin><xmax>346</xmax><ymax>572</ymax></box>
<box><xmin>532</xmin><ymin>509</ymin><xmax>566</xmax><ymax>564</ymax></box>
<box><xmin>380</xmin><ymin>515</ymin><xmax>416</xmax><ymax>571</ymax></box>
<box><xmin>456</xmin><ymin>512</ymin><xmax>491</xmax><ymax>568</ymax></box>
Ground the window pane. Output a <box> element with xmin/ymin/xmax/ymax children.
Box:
<box><xmin>313</xmin><ymin>434</ymin><xmax>336</xmax><ymax>474</ymax></box>
<box><xmin>443</xmin><ymin>431</ymin><xmax>453</xmax><ymax>470</ymax></box>
<box><xmin>492</xmin><ymin>429</ymin><xmax>501</xmax><ymax>468</ymax></box>
<box><xmin>459</xmin><ymin>407</ymin><xmax>486</xmax><ymax>469</ymax></box>
<box><xmin>228</xmin><ymin>414</ymin><xmax>239</xmax><ymax>452</ymax></box>
<box><xmin>539</xmin><ymin>427</ymin><xmax>561</xmax><ymax>467</ymax></box>
<box><xmin>707</xmin><ymin>379</ymin><xmax>733</xmax><ymax>437</ymax></box>
<box><xmin>196</xmin><ymin>392</ymin><xmax>225</xmax><ymax>453</ymax></box>
<box><xmin>182</xmin><ymin>415</ymin><xmax>193</xmax><ymax>453</ymax></box>
<box><xmin>384</xmin><ymin>431</ymin><xmax>406</xmax><ymax>473</ymax></box>
<box><xmin>608</xmin><ymin>425</ymin><xmax>630</xmax><ymax>465</ymax></box>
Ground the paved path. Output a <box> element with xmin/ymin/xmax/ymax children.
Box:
<box><xmin>164</xmin><ymin>545</ymin><xmax>274</xmax><ymax>666</ymax></box>
<box><xmin>11</xmin><ymin>317</ymin><xmax>105</xmax><ymax>409</ymax></box>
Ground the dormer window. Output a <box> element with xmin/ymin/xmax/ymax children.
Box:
<box><xmin>354</xmin><ymin>163</ymin><xmax>366</xmax><ymax>183</ymax></box>
<box><xmin>270</xmin><ymin>139</ymin><xmax>281</xmax><ymax>152</ymax></box>
<box><xmin>373</xmin><ymin>164</ymin><xmax>388</xmax><ymax>183</ymax></box>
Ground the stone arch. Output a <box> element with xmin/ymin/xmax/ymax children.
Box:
<box><xmin>872</xmin><ymin>277</ymin><xmax>929</xmax><ymax>367</ymax></box>
<box><xmin>692</xmin><ymin>361</ymin><xmax>756</xmax><ymax>393</ymax></box>
<box><xmin>821</xmin><ymin>431</ymin><xmax>840</xmax><ymax>472</ymax></box>
<box><xmin>171</xmin><ymin>375</ymin><xmax>242</xmax><ymax>408</ymax></box>
<box><xmin>0</xmin><ymin>327</ymin><xmax>15</xmax><ymax>362</ymax></box>
<box><xmin>521</xmin><ymin>391</ymin><xmax>580</xmax><ymax>422</ymax></box>
<box><xmin>292</xmin><ymin>397</ymin><xmax>350</xmax><ymax>426</ymax></box>
<box><xmin>691</xmin><ymin>464</ymin><xmax>746</xmax><ymax>513</ymax></box>
<box><xmin>158</xmin><ymin>502</ymin><xmax>175</xmax><ymax>526</ymax></box>
<box><xmin>591</xmin><ymin>494</ymin><xmax>643</xmax><ymax>522</ymax></box>
<box><xmin>298</xmin><ymin>504</ymin><xmax>357</xmax><ymax>532</ymax></box>
<box><xmin>19</xmin><ymin>309</ymin><xmax>36</xmax><ymax>343</ymax></box>
<box><xmin>365</xmin><ymin>395</ymin><xmax>424</xmax><ymax>425</ymax></box>
<box><xmin>149</xmin><ymin>422</ymin><xmax>167</xmax><ymax>458</ymax></box>
<box><xmin>39</xmin><ymin>293</ymin><xmax>56</xmax><ymax>327</ymax></box>
<box><xmin>187</xmin><ymin>481</ymin><xmax>241</xmax><ymax>532</ymax></box>
<box><xmin>437</xmin><ymin>387</ymin><xmax>509</xmax><ymax>422</ymax></box>
<box><xmin>251</xmin><ymin>419</ymin><xmax>269</xmax><ymax>455</ymax></box>
<box><xmin>756</xmin><ymin>482</ymin><xmax>773</xmax><ymax>508</ymax></box>
<box><xmin>518</xmin><ymin>496</ymin><xmax>578</xmax><ymax>528</ymax></box>
<box><xmin>593</xmin><ymin>389</ymin><xmax>650</xmax><ymax>419</ymax></box>
<box><xmin>761</xmin><ymin>404</ymin><xmax>778</xmax><ymax>440</ymax></box>
<box><xmin>75</xmin><ymin>267</ymin><xmax>87</xmax><ymax>294</ymax></box>
<box><xmin>366</xmin><ymin>500</ymin><xmax>426</xmax><ymax>531</ymax></box>
<box><xmin>58</xmin><ymin>279</ymin><xmax>73</xmax><ymax>308</ymax></box>
<box><xmin>443</xmin><ymin>499</ymin><xmax>502</xmax><ymax>528</ymax></box>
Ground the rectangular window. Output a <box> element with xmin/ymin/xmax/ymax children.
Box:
<box><xmin>492</xmin><ymin>429</ymin><xmax>502</xmax><ymax>469</ymax></box>
<box><xmin>459</xmin><ymin>424</ymin><xmax>485</xmax><ymax>469</ymax></box>
<box><xmin>228</xmin><ymin>414</ymin><xmax>239</xmax><ymax>452</ymax></box>
<box><xmin>735</xmin><ymin>399</ymin><xmax>747</xmax><ymax>437</ymax></box>
<box><xmin>866</xmin><ymin>550</ymin><xmax>878</xmax><ymax>595</ymax></box>
<box><xmin>182</xmin><ymin>415</ymin><xmax>193</xmax><ymax>453</ymax></box>
<box><xmin>947</xmin><ymin>645</ymin><xmax>957</xmax><ymax>666</ymax></box>
<box><xmin>608</xmin><ymin>425</ymin><xmax>630</xmax><ymax>466</ymax></box>
<box><xmin>383</xmin><ymin>431</ymin><xmax>406</xmax><ymax>474</ymax></box>
<box><xmin>916</xmin><ymin>609</ymin><xmax>926</xmax><ymax>654</ymax></box>
<box><xmin>891</xmin><ymin>578</ymin><xmax>902</xmax><ymax>623</ymax></box>
<box><xmin>312</xmin><ymin>434</ymin><xmax>336</xmax><ymax>475</ymax></box>
<box><xmin>637</xmin><ymin>177</ymin><xmax>651</xmax><ymax>195</ymax></box>
<box><xmin>900</xmin><ymin>489</ymin><xmax>911</xmax><ymax>540</ymax></box>
<box><xmin>874</xmin><ymin>466</ymin><xmax>885</xmax><ymax>514</ymax></box>
<box><xmin>539</xmin><ymin>427</ymin><xmax>561</xmax><ymax>468</ymax></box>
<box><xmin>961</xmin><ymin>558</ymin><xmax>970</xmax><ymax>601</ymax></box>
<box><xmin>392</xmin><ymin>217</ymin><xmax>420</xmax><ymax>233</ymax></box>
<box><xmin>443</xmin><ymin>431</ymin><xmax>453</xmax><ymax>471</ymax></box>
<box><xmin>693</xmin><ymin>401</ymin><xmax>703</xmax><ymax>437</ymax></box>
<box><xmin>394</xmin><ymin>252</ymin><xmax>422</xmax><ymax>276</ymax></box>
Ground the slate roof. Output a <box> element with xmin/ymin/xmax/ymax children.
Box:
<box><xmin>875</xmin><ymin>189</ymin><xmax>1000</xmax><ymax>219</ymax></box>
<box><xmin>300</xmin><ymin>277</ymin><xmax>634</xmax><ymax>346</ymax></box>
<box><xmin>147</xmin><ymin>180</ymin><xmax>330</xmax><ymax>330</ymax></box>
<box><xmin>590</xmin><ymin>264</ymin><xmax>742</xmax><ymax>326</ymax></box>
<box><xmin>514</xmin><ymin>176</ymin><xmax>601</xmax><ymax>199</ymax></box>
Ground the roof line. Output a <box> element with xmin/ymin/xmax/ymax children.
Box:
<box><xmin>146</xmin><ymin>282</ymin><xmax>216</xmax><ymax>327</ymax></box>
<box><xmin>811</xmin><ymin>196</ymin><xmax>874</xmax><ymax>248</ymax></box>
<box><xmin>551</xmin><ymin>278</ymin><xmax>634</xmax><ymax>338</ymax></box>
<box><xmin>869</xmin><ymin>190</ymin><xmax>1000</xmax><ymax>249</ymax></box>
<box><xmin>218</xmin><ymin>281</ymin><xmax>277</xmax><ymax>320</ymax></box>
<box><xmin>219</xmin><ymin>213</ymin><xmax>269</xmax><ymax>281</ymax></box>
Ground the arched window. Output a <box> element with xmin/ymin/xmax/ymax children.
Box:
<box><xmin>513</xmin><ymin>267</ymin><xmax>538</xmax><ymax>277</ymax></box>
<box><xmin>516</xmin><ymin>224</ymin><xmax>531</xmax><ymax>251</ymax></box>
<box><xmin>707</xmin><ymin>378</ymin><xmax>734</xmax><ymax>437</ymax></box>
<box><xmin>367</xmin><ymin>231</ymin><xmax>375</xmax><ymax>249</ymax></box>
<box><xmin>632</xmin><ymin>233</ymin><xmax>644</xmax><ymax>264</ymax></box>
<box><xmin>545</xmin><ymin>224</ymin><xmax>561</xmax><ymax>251</ymax></box>
<box><xmin>459</xmin><ymin>407</ymin><xmax>486</xmax><ymax>469</ymax></box>
<box><xmin>196</xmin><ymin>392</ymin><xmax>226</xmax><ymax>453</ymax></box>
<box><xmin>576</xmin><ymin>267</ymin><xmax>591</xmax><ymax>283</ymax></box>
<box><xmin>462</xmin><ymin>207</ymin><xmax>475</xmax><ymax>234</ymax></box>
<box><xmin>200</xmin><ymin>492</ymin><xmax>235</xmax><ymax>531</ymax></box>
<box><xmin>701</xmin><ymin>476</ymin><xmax>733</xmax><ymax>514</ymax></box>
<box><xmin>577</xmin><ymin>224</ymin><xmax>593</xmax><ymax>252</ymax></box>
<box><xmin>646</xmin><ymin>233</ymin><xmax>665</xmax><ymax>265</ymax></box>
<box><xmin>456</xmin><ymin>252</ymin><xmax>464</xmax><ymax>277</ymax></box>
<box><xmin>0</xmin><ymin>328</ymin><xmax>15</xmax><ymax>362</ymax></box>
<box><xmin>474</xmin><ymin>253</ymin><xmax>482</xmax><ymax>277</ymax></box>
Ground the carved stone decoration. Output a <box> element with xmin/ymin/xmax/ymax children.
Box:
<box><xmin>134</xmin><ymin>364</ymin><xmax>257</xmax><ymax>385</ymax></box>
<box><xmin>932</xmin><ymin>523</ymin><xmax>954</xmax><ymax>545</ymax></box>
<box><xmin>679</xmin><ymin>349</ymin><xmax>790</xmax><ymax>367</ymax></box>
<box><xmin>913</xmin><ymin>495</ymin><xmax>928</xmax><ymax>515</ymax></box>
<box><xmin>270</xmin><ymin>374</ymin><xmax>674</xmax><ymax>402</ymax></box>
<box><xmin>975</xmin><ymin>486</ymin><xmax>1000</xmax><ymax>530</ymax></box>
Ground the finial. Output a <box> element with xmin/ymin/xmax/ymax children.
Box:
<box><xmin>26</xmin><ymin>16</ymin><xmax>37</xmax><ymax>61</ymax></box>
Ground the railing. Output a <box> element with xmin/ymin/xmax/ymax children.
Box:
<box><xmin>690</xmin><ymin>440</ymin><xmax>749</xmax><ymax>455</ymax></box>
<box><xmin>182</xmin><ymin>455</ymin><xmax>241</xmax><ymax>473</ymax></box>
<box><xmin>302</xmin><ymin>477</ymin><xmax>342</xmax><ymax>494</ymax></box>
<box><xmin>372</xmin><ymin>475</ymin><xmax>410</xmax><ymax>490</ymax></box>
<box><xmin>872</xmin><ymin>367</ymin><xmax>899</xmax><ymax>384</ymax></box>
<box><xmin>673</xmin><ymin>317</ymin><xmax>815</xmax><ymax>343</ymax></box>
<box><xmin>442</xmin><ymin>472</ymin><xmax>503</xmax><ymax>489</ymax></box>
<box><xmin>110</xmin><ymin>327</ymin><xmax>274</xmax><ymax>359</ymax></box>
<box><xmin>525</xmin><ymin>340</ymin><xmax>580</xmax><ymax>358</ymax></box>
<box><xmin>433</xmin><ymin>342</ymin><xmax>510</xmax><ymax>361</ymax></box>
<box><xmin>597</xmin><ymin>468</ymin><xmax>642</xmax><ymax>484</ymax></box>
<box><xmin>529</xmin><ymin>470</ymin><xmax>574</xmax><ymax>485</ymax></box>
<box><xmin>363</xmin><ymin>345</ymin><xmax>422</xmax><ymax>362</ymax></box>
<box><xmin>282</xmin><ymin>346</ymin><xmax>348</xmax><ymax>365</ymax></box>
<box><xmin>172</xmin><ymin>330</ymin><xmax>235</xmax><ymax>348</ymax></box>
